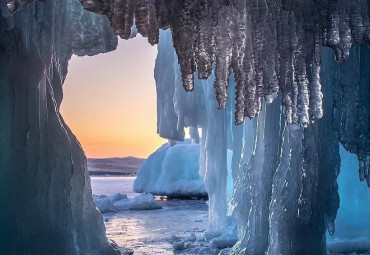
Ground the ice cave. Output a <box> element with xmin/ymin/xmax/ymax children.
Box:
<box><xmin>0</xmin><ymin>0</ymin><xmax>370</xmax><ymax>255</ymax></box>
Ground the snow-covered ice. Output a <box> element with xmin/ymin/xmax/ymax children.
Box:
<box><xmin>133</xmin><ymin>141</ymin><xmax>207</xmax><ymax>197</ymax></box>
<box><xmin>91</xmin><ymin>176</ymin><xmax>370</xmax><ymax>255</ymax></box>
<box><xmin>94</xmin><ymin>193</ymin><xmax>162</xmax><ymax>213</ymax></box>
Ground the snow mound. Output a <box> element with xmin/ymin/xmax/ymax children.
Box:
<box><xmin>94</xmin><ymin>193</ymin><xmax>162</xmax><ymax>213</ymax></box>
<box><xmin>133</xmin><ymin>141</ymin><xmax>207</xmax><ymax>197</ymax></box>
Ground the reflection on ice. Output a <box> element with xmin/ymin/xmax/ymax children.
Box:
<box><xmin>104</xmin><ymin>200</ymin><xmax>208</xmax><ymax>254</ymax></box>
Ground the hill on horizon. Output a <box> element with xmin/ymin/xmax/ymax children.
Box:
<box><xmin>87</xmin><ymin>156</ymin><xmax>145</xmax><ymax>175</ymax></box>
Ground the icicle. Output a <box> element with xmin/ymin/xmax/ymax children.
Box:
<box><xmin>327</xmin><ymin>7</ymin><xmax>341</xmax><ymax>47</ymax></box>
<box><xmin>243</xmin><ymin>12</ymin><xmax>258</xmax><ymax>119</ymax></box>
<box><xmin>262</xmin><ymin>0</ymin><xmax>279</xmax><ymax>103</ymax></box>
<box><xmin>135</xmin><ymin>0</ymin><xmax>150</xmax><ymax>38</ymax></box>
<box><xmin>112</xmin><ymin>0</ymin><xmax>134</xmax><ymax>39</ymax></box>
<box><xmin>309</xmin><ymin>62</ymin><xmax>323</xmax><ymax>121</ymax></box>
<box><xmin>336</xmin><ymin>12</ymin><xmax>352</xmax><ymax>62</ymax></box>
<box><xmin>171</xmin><ymin>0</ymin><xmax>197</xmax><ymax>92</ymax></box>
<box><xmin>80</xmin><ymin>0</ymin><xmax>103</xmax><ymax>13</ymax></box>
<box><xmin>214</xmin><ymin>5</ymin><xmax>233</xmax><ymax>109</ymax></box>
<box><xmin>147</xmin><ymin>1</ymin><xmax>159</xmax><ymax>45</ymax></box>
<box><xmin>231</xmin><ymin>9</ymin><xmax>247</xmax><ymax>124</ymax></box>
<box><xmin>71</xmin><ymin>0</ymin><xmax>370</xmax><ymax>128</ymax></box>
<box><xmin>349</xmin><ymin>0</ymin><xmax>364</xmax><ymax>46</ymax></box>
<box><xmin>194</xmin><ymin>0</ymin><xmax>214</xmax><ymax>80</ymax></box>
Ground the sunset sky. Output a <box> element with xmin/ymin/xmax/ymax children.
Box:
<box><xmin>60</xmin><ymin>35</ymin><xmax>167</xmax><ymax>159</ymax></box>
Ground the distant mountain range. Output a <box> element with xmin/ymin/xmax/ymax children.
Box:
<box><xmin>87</xmin><ymin>157</ymin><xmax>145</xmax><ymax>176</ymax></box>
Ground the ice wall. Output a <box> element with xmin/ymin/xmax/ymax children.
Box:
<box><xmin>232</xmin><ymin>44</ymin><xmax>369</xmax><ymax>255</ymax></box>
<box><xmin>0</xmin><ymin>1</ymin><xmax>119</xmax><ymax>254</ymax></box>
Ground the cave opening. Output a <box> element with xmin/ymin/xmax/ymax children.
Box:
<box><xmin>59</xmin><ymin>32</ymin><xmax>213</xmax><ymax>254</ymax></box>
<box><xmin>60</xmin><ymin>34</ymin><xmax>164</xmax><ymax>160</ymax></box>
<box><xmin>1</xmin><ymin>0</ymin><xmax>370</xmax><ymax>255</ymax></box>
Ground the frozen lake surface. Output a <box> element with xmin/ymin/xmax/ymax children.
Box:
<box><xmin>90</xmin><ymin>176</ymin><xmax>370</xmax><ymax>255</ymax></box>
<box><xmin>91</xmin><ymin>176</ymin><xmax>208</xmax><ymax>254</ymax></box>
<box><xmin>91</xmin><ymin>176</ymin><xmax>141</xmax><ymax>198</ymax></box>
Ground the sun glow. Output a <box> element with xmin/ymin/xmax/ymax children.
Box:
<box><xmin>60</xmin><ymin>35</ymin><xmax>166</xmax><ymax>158</ymax></box>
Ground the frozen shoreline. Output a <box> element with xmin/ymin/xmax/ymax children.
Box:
<box><xmin>92</xmin><ymin>176</ymin><xmax>370</xmax><ymax>255</ymax></box>
<box><xmin>104</xmin><ymin>199</ymin><xmax>208</xmax><ymax>254</ymax></box>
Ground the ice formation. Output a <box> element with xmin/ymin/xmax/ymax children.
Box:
<box><xmin>49</xmin><ymin>0</ymin><xmax>370</xmax><ymax>187</ymax></box>
<box><xmin>60</xmin><ymin>1</ymin><xmax>366</xmax><ymax>125</ymax></box>
<box><xmin>1</xmin><ymin>0</ymin><xmax>370</xmax><ymax>254</ymax></box>
<box><xmin>94</xmin><ymin>193</ymin><xmax>162</xmax><ymax>213</ymax></box>
<box><xmin>152</xmin><ymin>29</ymin><xmax>370</xmax><ymax>254</ymax></box>
<box><xmin>133</xmin><ymin>138</ymin><xmax>234</xmax><ymax>198</ymax></box>
<box><xmin>133</xmin><ymin>141</ymin><xmax>207</xmax><ymax>197</ymax></box>
<box><xmin>0</xmin><ymin>1</ymin><xmax>119</xmax><ymax>254</ymax></box>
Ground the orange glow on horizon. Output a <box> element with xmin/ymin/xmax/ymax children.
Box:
<box><xmin>60</xmin><ymin>35</ymin><xmax>166</xmax><ymax>159</ymax></box>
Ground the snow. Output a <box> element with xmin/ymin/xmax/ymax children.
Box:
<box><xmin>133</xmin><ymin>140</ymin><xmax>207</xmax><ymax>197</ymax></box>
